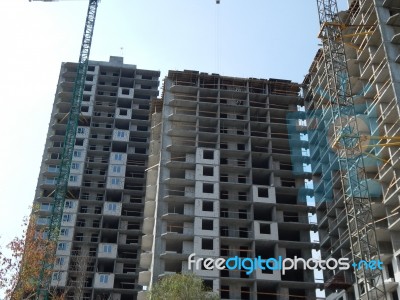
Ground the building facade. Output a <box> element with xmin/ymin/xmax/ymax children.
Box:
<box><xmin>304</xmin><ymin>0</ymin><xmax>400</xmax><ymax>299</ymax></box>
<box><xmin>34</xmin><ymin>56</ymin><xmax>160</xmax><ymax>300</ymax></box>
<box><xmin>138</xmin><ymin>70</ymin><xmax>320</xmax><ymax>300</ymax></box>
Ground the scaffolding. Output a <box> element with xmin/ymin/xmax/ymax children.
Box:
<box><xmin>310</xmin><ymin>0</ymin><xmax>386</xmax><ymax>299</ymax></box>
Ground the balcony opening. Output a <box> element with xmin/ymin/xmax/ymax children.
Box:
<box><xmin>276</xmin><ymin>194</ymin><xmax>297</xmax><ymax>204</ymax></box>
<box><xmin>239</xmin><ymin>246</ymin><xmax>248</xmax><ymax>258</ymax></box>
<box><xmin>139</xmin><ymin>104</ymin><xmax>150</xmax><ymax>110</ymax></box>
<box><xmin>118</xmin><ymin>249</ymin><xmax>137</xmax><ymax>259</ymax></box>
<box><xmin>203</xmin><ymin>183</ymin><xmax>214</xmax><ymax>194</ymax></box>
<box><xmin>241</xmin><ymin>286</ymin><xmax>250</xmax><ymax>300</ymax></box>
<box><xmin>220</xmin><ymin>174</ymin><xmax>228</xmax><ymax>182</ymax></box>
<box><xmin>220</xmin><ymin>226</ymin><xmax>228</xmax><ymax>236</ymax></box>
<box><xmin>203</xmin><ymin>150</ymin><xmax>214</xmax><ymax>160</ymax></box>
<box><xmin>165</xmin><ymin>240</ymin><xmax>183</xmax><ymax>253</ymax></box>
<box><xmin>237</xmin><ymin>144</ymin><xmax>245</xmax><ymax>151</ymax></box>
<box><xmin>287</xmin><ymin>248</ymin><xmax>302</xmax><ymax>259</ymax></box>
<box><xmin>135</xmin><ymin>148</ymin><xmax>146</xmax><ymax>154</ymax></box>
<box><xmin>240</xmin><ymin>270</ymin><xmax>249</xmax><ymax>278</ymax></box>
<box><xmin>252</xmin><ymin>172</ymin><xmax>270</xmax><ymax>185</ymax></box>
<box><xmin>126</xmin><ymin>235</ymin><xmax>139</xmax><ymax>244</ymax></box>
<box><xmin>103</xmin><ymin>219</ymin><xmax>119</xmax><ymax>229</ymax></box>
<box><xmin>137</xmin><ymin>126</ymin><xmax>148</xmax><ymax>131</ymax></box>
<box><xmin>220</xmin><ymin>191</ymin><xmax>228</xmax><ymax>199</ymax></box>
<box><xmin>202</xmin><ymin>219</ymin><xmax>213</xmax><ymax>231</ymax></box>
<box><xmin>284</xmin><ymin>212</ymin><xmax>299</xmax><ymax>222</ymax></box>
<box><xmin>164</xmin><ymin>260</ymin><xmax>181</xmax><ymax>273</ymax></box>
<box><xmin>75</xmin><ymin>233</ymin><xmax>83</xmax><ymax>241</ymax></box>
<box><xmin>238</xmin><ymin>192</ymin><xmax>247</xmax><ymax>201</ymax></box>
<box><xmin>237</xmin><ymin>159</ymin><xmax>246</xmax><ymax>167</ymax></box>
<box><xmin>252</xmin><ymin>157</ymin><xmax>269</xmax><ymax>169</ymax></box>
<box><xmin>203</xmin><ymin>166</ymin><xmax>214</xmax><ymax>176</ymax></box>
<box><xmin>168</xmin><ymin>203</ymin><xmax>184</xmax><ymax>214</ymax></box>
<box><xmin>127</xmin><ymin>222</ymin><xmax>140</xmax><ymax>230</ymax></box>
<box><xmin>220</xmin><ymin>245</ymin><xmax>229</xmax><ymax>256</ymax></box>
<box><xmin>203</xmin><ymin>280</ymin><xmax>213</xmax><ymax>290</ymax></box>
<box><xmin>258</xmin><ymin>188</ymin><xmax>269</xmax><ymax>198</ymax></box>
<box><xmin>388</xmin><ymin>262</ymin><xmax>394</xmax><ymax>279</ymax></box>
<box><xmin>278</xmin><ymin>228</ymin><xmax>300</xmax><ymax>242</ymax></box>
<box><xmin>238</xmin><ymin>175</ymin><xmax>246</xmax><ymax>183</ymax></box>
<box><xmin>123</xmin><ymin>264</ymin><xmax>136</xmax><ymax>274</ymax></box>
<box><xmin>280</xmin><ymin>162</ymin><xmax>293</xmax><ymax>170</ymax></box>
<box><xmin>75</xmin><ymin>139</ymin><xmax>84</xmax><ymax>146</ymax></box>
<box><xmin>262</xmin><ymin>266</ymin><xmax>273</xmax><ymax>274</ymax></box>
<box><xmin>239</xmin><ymin>227</ymin><xmax>248</xmax><ymax>238</ymax></box>
<box><xmin>220</xmin><ymin>208</ymin><xmax>228</xmax><ymax>218</ymax></box>
<box><xmin>91</xmin><ymin>234</ymin><xmax>99</xmax><ymax>243</ymax></box>
<box><xmin>281</xmin><ymin>178</ymin><xmax>296</xmax><ymax>187</ymax></box>
<box><xmin>221</xmin><ymin>285</ymin><xmax>230</xmax><ymax>299</ymax></box>
<box><xmin>201</xmin><ymin>238</ymin><xmax>213</xmax><ymax>250</ymax></box>
<box><xmin>202</xmin><ymin>201</ymin><xmax>214</xmax><ymax>212</ymax></box>
<box><xmin>254</xmin><ymin>206</ymin><xmax>272</xmax><ymax>221</ymax></box>
<box><xmin>288</xmin><ymin>289</ymin><xmax>306</xmax><ymax>299</ymax></box>
<box><xmin>260</xmin><ymin>223</ymin><xmax>271</xmax><ymax>234</ymax></box>
<box><xmin>97</xmin><ymin>261</ymin><xmax>114</xmax><ymax>273</ymax></box>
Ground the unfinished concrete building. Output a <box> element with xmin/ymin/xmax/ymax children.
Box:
<box><xmin>304</xmin><ymin>0</ymin><xmax>400</xmax><ymax>299</ymax></box>
<box><xmin>138</xmin><ymin>70</ymin><xmax>320</xmax><ymax>300</ymax></box>
<box><xmin>34</xmin><ymin>56</ymin><xmax>160</xmax><ymax>299</ymax></box>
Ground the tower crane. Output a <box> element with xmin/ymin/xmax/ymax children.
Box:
<box><xmin>29</xmin><ymin>0</ymin><xmax>99</xmax><ymax>298</ymax></box>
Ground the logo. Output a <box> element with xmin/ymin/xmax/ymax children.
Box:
<box><xmin>188</xmin><ymin>254</ymin><xmax>383</xmax><ymax>275</ymax></box>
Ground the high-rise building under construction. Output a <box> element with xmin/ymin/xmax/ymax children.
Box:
<box><xmin>304</xmin><ymin>0</ymin><xmax>400</xmax><ymax>299</ymax></box>
<box><xmin>138</xmin><ymin>70</ymin><xmax>319</xmax><ymax>299</ymax></box>
<box><xmin>25</xmin><ymin>1</ymin><xmax>400</xmax><ymax>300</ymax></box>
<box><xmin>34</xmin><ymin>56</ymin><xmax>160</xmax><ymax>300</ymax></box>
<box><xmin>33</xmin><ymin>61</ymin><xmax>320</xmax><ymax>299</ymax></box>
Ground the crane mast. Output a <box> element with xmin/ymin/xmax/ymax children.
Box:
<box><xmin>34</xmin><ymin>0</ymin><xmax>99</xmax><ymax>298</ymax></box>
<box><xmin>315</xmin><ymin>0</ymin><xmax>386</xmax><ymax>299</ymax></box>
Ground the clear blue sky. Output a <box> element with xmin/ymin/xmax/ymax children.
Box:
<box><xmin>0</xmin><ymin>0</ymin><xmax>348</xmax><ymax>295</ymax></box>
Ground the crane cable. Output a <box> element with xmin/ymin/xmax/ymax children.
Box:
<box><xmin>215</xmin><ymin>0</ymin><xmax>220</xmax><ymax>73</ymax></box>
